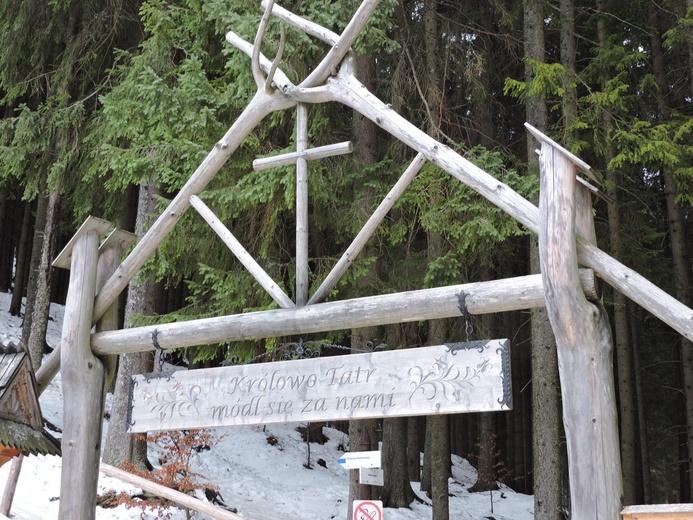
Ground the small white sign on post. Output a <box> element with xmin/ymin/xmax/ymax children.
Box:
<box><xmin>338</xmin><ymin>450</ymin><xmax>381</xmax><ymax>469</ymax></box>
<box><xmin>359</xmin><ymin>467</ymin><xmax>384</xmax><ymax>486</ymax></box>
<box><xmin>353</xmin><ymin>500</ymin><xmax>383</xmax><ymax>520</ymax></box>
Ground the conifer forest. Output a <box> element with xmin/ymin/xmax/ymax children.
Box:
<box><xmin>1</xmin><ymin>0</ymin><xmax>693</xmax><ymax>518</ymax></box>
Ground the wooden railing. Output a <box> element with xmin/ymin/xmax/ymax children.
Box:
<box><xmin>621</xmin><ymin>504</ymin><xmax>693</xmax><ymax>519</ymax></box>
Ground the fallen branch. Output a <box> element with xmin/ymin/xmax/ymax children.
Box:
<box><xmin>100</xmin><ymin>463</ymin><xmax>244</xmax><ymax>520</ymax></box>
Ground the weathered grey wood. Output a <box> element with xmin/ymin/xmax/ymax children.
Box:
<box><xmin>575</xmin><ymin>183</ymin><xmax>597</xmax><ymax>247</ymax></box>
<box><xmin>262</xmin><ymin>0</ymin><xmax>340</xmax><ymax>44</ymax></box>
<box><xmin>189</xmin><ymin>195</ymin><xmax>294</xmax><ymax>309</ymax></box>
<box><xmin>575</xmin><ymin>182</ymin><xmax>597</xmax><ymax>249</ymax></box>
<box><xmin>309</xmin><ymin>152</ymin><xmax>426</xmax><ymax>304</ymax></box>
<box><xmin>99</xmin><ymin>463</ymin><xmax>245</xmax><ymax>520</ymax></box>
<box><xmin>52</xmin><ymin>216</ymin><xmax>112</xmax><ymax>270</ymax></box>
<box><xmin>96</xmin><ymin>232</ymin><xmax>132</xmax><ymax>398</ymax></box>
<box><xmin>525</xmin><ymin>127</ymin><xmax>693</xmax><ymax>340</ymax></box>
<box><xmin>525</xmin><ymin>122</ymin><xmax>597</xmax><ymax>182</ymax></box>
<box><xmin>538</xmin><ymin>141</ymin><xmax>621</xmax><ymax>520</ymax></box>
<box><xmin>100</xmin><ymin>228</ymin><xmax>138</xmax><ymax>255</ymax></box>
<box><xmin>299</xmin><ymin>0</ymin><xmax>381</xmax><ymax>88</ymax></box>
<box><xmin>35</xmin><ymin>347</ymin><xmax>60</xmax><ymax>396</ymax></box>
<box><xmin>0</xmin><ymin>454</ymin><xmax>23</xmax><ymax>516</ymax></box>
<box><xmin>236</xmin><ymin>7</ymin><xmax>692</xmax><ymax>345</ymax></box>
<box><xmin>59</xmin><ymin>228</ymin><xmax>103</xmax><ymax>520</ymax></box>
<box><xmin>621</xmin><ymin>503</ymin><xmax>693</xmax><ymax>519</ymax></box>
<box><xmin>302</xmin><ymin>73</ymin><xmax>693</xmax><ymax>341</ymax></box>
<box><xmin>36</xmin><ymin>229</ymin><xmax>136</xmax><ymax>395</ymax></box>
<box><xmin>296</xmin><ymin>103</ymin><xmax>309</xmax><ymax>306</ymax></box>
<box><xmin>91</xmin><ymin>270</ymin><xmax>597</xmax><ymax>356</ymax></box>
<box><xmin>128</xmin><ymin>340</ymin><xmax>510</xmax><ymax>432</ymax></box>
<box><xmin>252</xmin><ymin>141</ymin><xmax>352</xmax><ymax>170</ymax></box>
<box><xmin>92</xmin><ymin>88</ymin><xmax>297</xmax><ymax>323</ymax></box>
<box><xmin>251</xmin><ymin>0</ymin><xmax>276</xmax><ymax>89</ymax></box>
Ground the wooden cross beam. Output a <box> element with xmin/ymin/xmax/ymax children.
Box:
<box><xmin>189</xmin><ymin>195</ymin><xmax>295</xmax><ymax>309</ymax></box>
<box><xmin>251</xmin><ymin>103</ymin><xmax>353</xmax><ymax>306</ymax></box>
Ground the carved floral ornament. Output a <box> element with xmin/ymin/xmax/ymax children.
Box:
<box><xmin>128</xmin><ymin>340</ymin><xmax>511</xmax><ymax>433</ymax></box>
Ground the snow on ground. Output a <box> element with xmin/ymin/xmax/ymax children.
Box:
<box><xmin>0</xmin><ymin>291</ymin><xmax>533</xmax><ymax>519</ymax></box>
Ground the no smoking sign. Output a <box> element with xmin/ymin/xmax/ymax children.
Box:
<box><xmin>353</xmin><ymin>500</ymin><xmax>383</xmax><ymax>520</ymax></box>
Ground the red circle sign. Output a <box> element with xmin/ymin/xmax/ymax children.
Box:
<box><xmin>353</xmin><ymin>500</ymin><xmax>383</xmax><ymax>520</ymax></box>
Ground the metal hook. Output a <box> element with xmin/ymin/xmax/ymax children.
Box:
<box><xmin>152</xmin><ymin>329</ymin><xmax>164</xmax><ymax>372</ymax></box>
<box><xmin>458</xmin><ymin>291</ymin><xmax>474</xmax><ymax>342</ymax></box>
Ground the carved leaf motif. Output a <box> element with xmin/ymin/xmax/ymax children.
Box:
<box><xmin>408</xmin><ymin>356</ymin><xmax>486</xmax><ymax>403</ymax></box>
<box><xmin>148</xmin><ymin>384</ymin><xmax>202</xmax><ymax>423</ymax></box>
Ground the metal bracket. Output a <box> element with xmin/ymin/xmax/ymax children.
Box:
<box><xmin>458</xmin><ymin>291</ymin><xmax>475</xmax><ymax>341</ymax></box>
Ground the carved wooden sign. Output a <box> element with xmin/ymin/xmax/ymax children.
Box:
<box><xmin>127</xmin><ymin>340</ymin><xmax>511</xmax><ymax>433</ymax></box>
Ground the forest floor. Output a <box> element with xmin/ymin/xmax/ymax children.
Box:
<box><xmin>0</xmin><ymin>291</ymin><xmax>533</xmax><ymax>519</ymax></box>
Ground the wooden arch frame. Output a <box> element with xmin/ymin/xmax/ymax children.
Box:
<box><xmin>29</xmin><ymin>1</ymin><xmax>693</xmax><ymax>519</ymax></box>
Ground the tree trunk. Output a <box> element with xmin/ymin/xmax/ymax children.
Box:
<box><xmin>422</xmin><ymin>4</ymin><xmax>451</xmax><ymax>516</ymax></box>
<box><xmin>0</xmin><ymin>188</ymin><xmax>8</xmax><ymax>293</ymax></box>
<box><xmin>346</xmin><ymin>52</ymin><xmax>383</xmax><ymax>518</ymax></box>
<box><xmin>560</xmin><ymin>0</ymin><xmax>578</xmax><ymax>141</ymax></box>
<box><xmin>596</xmin><ymin>0</ymin><xmax>639</xmax><ymax>504</ymax></box>
<box><xmin>524</xmin><ymin>0</ymin><xmax>565</xmax><ymax>516</ymax></box>
<box><xmin>649</xmin><ymin>4</ymin><xmax>693</xmax><ymax>500</ymax></box>
<box><xmin>102</xmin><ymin>179</ymin><xmax>160</xmax><ymax>469</ymax></box>
<box><xmin>688</xmin><ymin>0</ymin><xmax>693</xmax><ymax>102</ymax></box>
<box><xmin>20</xmin><ymin>183</ymin><xmax>49</xmax><ymax>338</ymax></box>
<box><xmin>629</xmin><ymin>302</ymin><xmax>652</xmax><ymax>503</ymax></box>
<box><xmin>380</xmin><ymin>417</ymin><xmax>416</xmax><ymax>508</ymax></box>
<box><xmin>471</xmin><ymin>312</ymin><xmax>498</xmax><ymax>494</ymax></box>
<box><xmin>347</xmin><ymin>328</ymin><xmax>380</xmax><ymax>511</ymax></box>
<box><xmin>9</xmin><ymin>201</ymin><xmax>33</xmax><ymax>317</ymax></box>
<box><xmin>407</xmin><ymin>417</ymin><xmax>421</xmax><ymax>482</ymax></box>
<box><xmin>23</xmin><ymin>187</ymin><xmax>61</xmax><ymax>369</ymax></box>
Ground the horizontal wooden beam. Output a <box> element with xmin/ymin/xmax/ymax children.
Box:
<box><xmin>308</xmin><ymin>71</ymin><xmax>693</xmax><ymax>343</ymax></box>
<box><xmin>252</xmin><ymin>141</ymin><xmax>352</xmax><ymax>170</ymax></box>
<box><xmin>90</xmin><ymin>270</ymin><xmax>598</xmax><ymax>356</ymax></box>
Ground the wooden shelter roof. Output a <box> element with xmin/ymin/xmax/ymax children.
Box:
<box><xmin>0</xmin><ymin>345</ymin><xmax>61</xmax><ymax>459</ymax></box>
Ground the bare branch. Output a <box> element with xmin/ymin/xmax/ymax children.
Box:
<box><xmin>252</xmin><ymin>0</ymin><xmax>275</xmax><ymax>89</ymax></box>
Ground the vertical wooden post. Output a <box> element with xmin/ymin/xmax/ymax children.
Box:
<box><xmin>0</xmin><ymin>454</ymin><xmax>23</xmax><ymax>516</ymax></box>
<box><xmin>537</xmin><ymin>140</ymin><xmax>622</xmax><ymax>519</ymax></box>
<box><xmin>96</xmin><ymin>230</ymin><xmax>137</xmax><ymax>393</ymax></box>
<box><xmin>295</xmin><ymin>103</ymin><xmax>309</xmax><ymax>306</ymax></box>
<box><xmin>0</xmin><ymin>229</ymin><xmax>133</xmax><ymax>519</ymax></box>
<box><xmin>59</xmin><ymin>225</ymin><xmax>103</xmax><ymax>520</ymax></box>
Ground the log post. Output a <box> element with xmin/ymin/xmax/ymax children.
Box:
<box><xmin>0</xmin><ymin>455</ymin><xmax>23</xmax><ymax>516</ymax></box>
<box><xmin>58</xmin><ymin>224</ymin><xmax>103</xmax><ymax>520</ymax></box>
<box><xmin>96</xmin><ymin>230</ymin><xmax>137</xmax><ymax>395</ymax></box>
<box><xmin>537</xmin><ymin>140</ymin><xmax>622</xmax><ymax>519</ymax></box>
<box><xmin>295</xmin><ymin>102</ymin><xmax>309</xmax><ymax>306</ymax></box>
<box><xmin>0</xmin><ymin>228</ymin><xmax>133</xmax><ymax>519</ymax></box>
